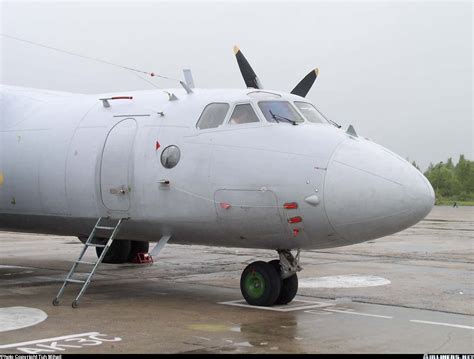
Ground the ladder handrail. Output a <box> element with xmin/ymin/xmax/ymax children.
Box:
<box><xmin>72</xmin><ymin>219</ymin><xmax>123</xmax><ymax>304</ymax></box>
<box><xmin>52</xmin><ymin>217</ymin><xmax>125</xmax><ymax>308</ymax></box>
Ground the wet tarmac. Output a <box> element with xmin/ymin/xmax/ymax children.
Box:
<box><xmin>0</xmin><ymin>206</ymin><xmax>472</xmax><ymax>353</ymax></box>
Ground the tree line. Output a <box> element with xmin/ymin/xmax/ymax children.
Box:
<box><xmin>411</xmin><ymin>155</ymin><xmax>473</xmax><ymax>204</ymax></box>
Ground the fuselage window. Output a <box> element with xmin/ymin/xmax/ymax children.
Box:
<box><xmin>161</xmin><ymin>145</ymin><xmax>181</xmax><ymax>169</ymax></box>
<box><xmin>196</xmin><ymin>103</ymin><xmax>230</xmax><ymax>130</ymax></box>
<box><xmin>228</xmin><ymin>104</ymin><xmax>260</xmax><ymax>125</ymax></box>
<box><xmin>294</xmin><ymin>101</ymin><xmax>328</xmax><ymax>124</ymax></box>
<box><xmin>258</xmin><ymin>101</ymin><xmax>304</xmax><ymax>124</ymax></box>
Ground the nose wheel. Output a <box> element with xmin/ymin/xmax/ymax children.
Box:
<box><xmin>240</xmin><ymin>250</ymin><xmax>301</xmax><ymax>306</ymax></box>
<box><xmin>269</xmin><ymin>259</ymin><xmax>299</xmax><ymax>305</ymax></box>
<box><xmin>240</xmin><ymin>261</ymin><xmax>281</xmax><ymax>306</ymax></box>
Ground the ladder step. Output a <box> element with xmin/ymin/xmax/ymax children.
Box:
<box><xmin>66</xmin><ymin>279</ymin><xmax>86</xmax><ymax>284</ymax></box>
<box><xmin>52</xmin><ymin>217</ymin><xmax>126</xmax><ymax>306</ymax></box>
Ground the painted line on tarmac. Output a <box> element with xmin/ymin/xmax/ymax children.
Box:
<box><xmin>0</xmin><ymin>332</ymin><xmax>100</xmax><ymax>348</ymax></box>
<box><xmin>323</xmin><ymin>308</ymin><xmax>393</xmax><ymax>319</ymax></box>
<box><xmin>307</xmin><ymin>309</ymin><xmax>473</xmax><ymax>330</ymax></box>
<box><xmin>304</xmin><ymin>310</ymin><xmax>333</xmax><ymax>316</ymax></box>
<box><xmin>0</xmin><ymin>306</ymin><xmax>48</xmax><ymax>332</ymax></box>
<box><xmin>409</xmin><ymin>320</ymin><xmax>474</xmax><ymax>330</ymax></box>
<box><xmin>219</xmin><ymin>299</ymin><xmax>334</xmax><ymax>312</ymax></box>
<box><xmin>0</xmin><ymin>332</ymin><xmax>122</xmax><ymax>354</ymax></box>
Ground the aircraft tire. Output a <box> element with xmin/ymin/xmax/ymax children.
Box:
<box><xmin>240</xmin><ymin>261</ymin><xmax>281</xmax><ymax>306</ymax></box>
<box><xmin>95</xmin><ymin>239</ymin><xmax>131</xmax><ymax>264</ymax></box>
<box><xmin>269</xmin><ymin>259</ymin><xmax>298</xmax><ymax>305</ymax></box>
<box><xmin>127</xmin><ymin>241</ymin><xmax>150</xmax><ymax>262</ymax></box>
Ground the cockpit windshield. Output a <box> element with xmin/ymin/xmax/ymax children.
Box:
<box><xmin>258</xmin><ymin>101</ymin><xmax>304</xmax><ymax>125</ymax></box>
<box><xmin>294</xmin><ymin>102</ymin><xmax>328</xmax><ymax>124</ymax></box>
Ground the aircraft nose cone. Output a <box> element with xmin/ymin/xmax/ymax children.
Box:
<box><xmin>324</xmin><ymin>139</ymin><xmax>434</xmax><ymax>241</ymax></box>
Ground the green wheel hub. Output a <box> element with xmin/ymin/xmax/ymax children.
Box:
<box><xmin>240</xmin><ymin>261</ymin><xmax>281</xmax><ymax>306</ymax></box>
<box><xmin>244</xmin><ymin>270</ymin><xmax>265</xmax><ymax>299</ymax></box>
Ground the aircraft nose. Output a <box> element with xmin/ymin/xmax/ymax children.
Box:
<box><xmin>324</xmin><ymin>138</ymin><xmax>434</xmax><ymax>241</ymax></box>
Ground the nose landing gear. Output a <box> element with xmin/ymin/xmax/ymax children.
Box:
<box><xmin>240</xmin><ymin>250</ymin><xmax>301</xmax><ymax>306</ymax></box>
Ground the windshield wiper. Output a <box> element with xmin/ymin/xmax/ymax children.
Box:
<box><xmin>317</xmin><ymin>109</ymin><xmax>341</xmax><ymax>128</ymax></box>
<box><xmin>328</xmin><ymin>119</ymin><xmax>341</xmax><ymax>128</ymax></box>
<box><xmin>269</xmin><ymin>110</ymin><xmax>297</xmax><ymax>125</ymax></box>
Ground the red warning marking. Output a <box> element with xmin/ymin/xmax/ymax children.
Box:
<box><xmin>284</xmin><ymin>202</ymin><xmax>298</xmax><ymax>210</ymax></box>
<box><xmin>293</xmin><ymin>229</ymin><xmax>300</xmax><ymax>237</ymax></box>
<box><xmin>155</xmin><ymin>141</ymin><xmax>161</xmax><ymax>150</ymax></box>
<box><xmin>220</xmin><ymin>202</ymin><xmax>231</xmax><ymax>209</ymax></box>
<box><xmin>288</xmin><ymin>216</ymin><xmax>302</xmax><ymax>224</ymax></box>
<box><xmin>110</xmin><ymin>96</ymin><xmax>133</xmax><ymax>100</ymax></box>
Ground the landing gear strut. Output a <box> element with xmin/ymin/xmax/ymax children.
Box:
<box><xmin>240</xmin><ymin>250</ymin><xmax>302</xmax><ymax>306</ymax></box>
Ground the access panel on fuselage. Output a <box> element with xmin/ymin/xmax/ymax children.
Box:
<box><xmin>100</xmin><ymin>119</ymin><xmax>137</xmax><ymax>212</ymax></box>
<box><xmin>214</xmin><ymin>189</ymin><xmax>286</xmax><ymax>238</ymax></box>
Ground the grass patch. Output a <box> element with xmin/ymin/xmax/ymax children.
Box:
<box><xmin>436</xmin><ymin>199</ymin><xmax>474</xmax><ymax>206</ymax></box>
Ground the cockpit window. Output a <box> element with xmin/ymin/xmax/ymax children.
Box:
<box><xmin>294</xmin><ymin>102</ymin><xmax>328</xmax><ymax>124</ymax></box>
<box><xmin>228</xmin><ymin>104</ymin><xmax>260</xmax><ymax>125</ymax></box>
<box><xmin>196</xmin><ymin>103</ymin><xmax>229</xmax><ymax>130</ymax></box>
<box><xmin>258</xmin><ymin>101</ymin><xmax>304</xmax><ymax>124</ymax></box>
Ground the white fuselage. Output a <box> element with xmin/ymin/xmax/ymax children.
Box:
<box><xmin>0</xmin><ymin>85</ymin><xmax>434</xmax><ymax>249</ymax></box>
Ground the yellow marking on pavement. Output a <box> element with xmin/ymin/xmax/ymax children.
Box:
<box><xmin>187</xmin><ymin>324</ymin><xmax>231</xmax><ymax>332</ymax></box>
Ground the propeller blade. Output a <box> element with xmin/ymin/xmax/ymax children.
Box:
<box><xmin>234</xmin><ymin>46</ymin><xmax>263</xmax><ymax>89</ymax></box>
<box><xmin>291</xmin><ymin>68</ymin><xmax>319</xmax><ymax>97</ymax></box>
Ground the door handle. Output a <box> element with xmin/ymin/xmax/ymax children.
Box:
<box><xmin>110</xmin><ymin>185</ymin><xmax>130</xmax><ymax>195</ymax></box>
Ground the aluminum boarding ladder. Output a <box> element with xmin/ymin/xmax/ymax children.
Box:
<box><xmin>52</xmin><ymin>217</ymin><xmax>125</xmax><ymax>308</ymax></box>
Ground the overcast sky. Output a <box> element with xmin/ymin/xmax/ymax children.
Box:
<box><xmin>1</xmin><ymin>0</ymin><xmax>472</xmax><ymax>170</ymax></box>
